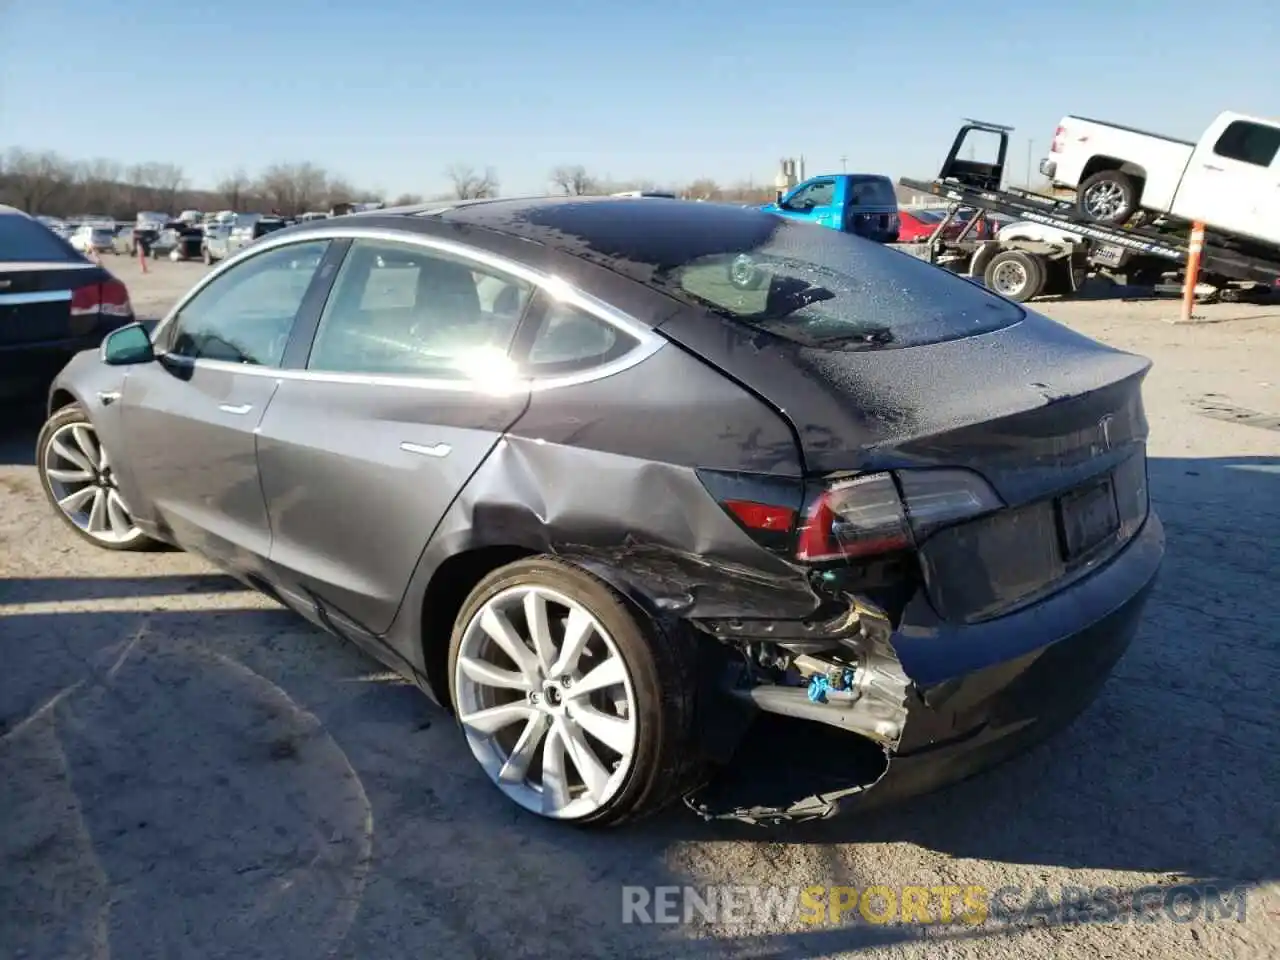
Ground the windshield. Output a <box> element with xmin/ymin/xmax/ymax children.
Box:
<box><xmin>0</xmin><ymin>213</ymin><xmax>81</xmax><ymax>262</ymax></box>
<box><xmin>668</xmin><ymin>218</ymin><xmax>1022</xmax><ymax>351</ymax></box>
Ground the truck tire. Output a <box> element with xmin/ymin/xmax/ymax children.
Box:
<box><xmin>1078</xmin><ymin>170</ymin><xmax>1138</xmax><ymax>225</ymax></box>
<box><xmin>983</xmin><ymin>250</ymin><xmax>1045</xmax><ymax>302</ymax></box>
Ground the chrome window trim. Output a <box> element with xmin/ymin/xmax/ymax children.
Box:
<box><xmin>148</xmin><ymin>226</ymin><xmax>665</xmax><ymax>392</ymax></box>
<box><xmin>0</xmin><ymin>289</ymin><xmax>73</xmax><ymax>306</ymax></box>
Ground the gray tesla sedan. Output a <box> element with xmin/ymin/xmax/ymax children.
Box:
<box><xmin>36</xmin><ymin>197</ymin><xmax>1164</xmax><ymax>826</ymax></box>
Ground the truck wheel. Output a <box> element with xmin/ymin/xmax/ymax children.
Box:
<box><xmin>983</xmin><ymin>250</ymin><xmax>1045</xmax><ymax>302</ymax></box>
<box><xmin>1078</xmin><ymin>170</ymin><xmax>1138</xmax><ymax>225</ymax></box>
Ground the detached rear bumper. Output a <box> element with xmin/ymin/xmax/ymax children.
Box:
<box><xmin>689</xmin><ymin>511</ymin><xmax>1164</xmax><ymax>823</ymax></box>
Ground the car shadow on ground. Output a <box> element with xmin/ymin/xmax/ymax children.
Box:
<box><xmin>2</xmin><ymin>438</ymin><xmax>1276</xmax><ymax>955</ymax></box>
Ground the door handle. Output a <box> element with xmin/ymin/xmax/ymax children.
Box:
<box><xmin>218</xmin><ymin>402</ymin><xmax>253</xmax><ymax>415</ymax></box>
<box><xmin>400</xmin><ymin>441</ymin><xmax>452</xmax><ymax>458</ymax></box>
<box><xmin>1202</xmin><ymin>164</ymin><xmax>1223</xmax><ymax>172</ymax></box>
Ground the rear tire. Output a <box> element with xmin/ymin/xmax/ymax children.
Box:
<box><xmin>448</xmin><ymin>557</ymin><xmax>703</xmax><ymax>826</ymax></box>
<box><xmin>983</xmin><ymin>250</ymin><xmax>1045</xmax><ymax>302</ymax></box>
<box><xmin>1078</xmin><ymin>170</ymin><xmax>1138</xmax><ymax>225</ymax></box>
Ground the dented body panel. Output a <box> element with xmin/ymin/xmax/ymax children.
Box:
<box><xmin>47</xmin><ymin>198</ymin><xmax>1167</xmax><ymax>826</ymax></box>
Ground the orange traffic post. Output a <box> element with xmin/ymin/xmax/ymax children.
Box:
<box><xmin>1180</xmin><ymin>221</ymin><xmax>1206</xmax><ymax>323</ymax></box>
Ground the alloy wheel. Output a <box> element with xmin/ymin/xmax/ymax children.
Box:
<box><xmin>42</xmin><ymin>422</ymin><xmax>141</xmax><ymax>544</ymax></box>
<box><xmin>454</xmin><ymin>584</ymin><xmax>638</xmax><ymax>819</ymax></box>
<box><xmin>1083</xmin><ymin>181</ymin><xmax>1126</xmax><ymax>220</ymax></box>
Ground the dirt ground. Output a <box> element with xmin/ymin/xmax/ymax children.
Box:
<box><xmin>2</xmin><ymin>258</ymin><xmax>1278</xmax><ymax>959</ymax></box>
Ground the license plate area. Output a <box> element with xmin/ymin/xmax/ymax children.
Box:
<box><xmin>1057</xmin><ymin>477</ymin><xmax>1120</xmax><ymax>561</ymax></box>
<box><xmin>1093</xmin><ymin>243</ymin><xmax>1125</xmax><ymax>268</ymax></box>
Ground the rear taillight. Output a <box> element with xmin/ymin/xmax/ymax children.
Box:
<box><xmin>698</xmin><ymin>469</ymin><xmax>804</xmax><ymax>554</ymax></box>
<box><xmin>796</xmin><ymin>473</ymin><xmax>910</xmax><ymax>562</ymax></box>
<box><xmin>70</xmin><ymin>279</ymin><xmax>133</xmax><ymax>319</ymax></box>
<box><xmin>795</xmin><ymin>469</ymin><xmax>1003</xmax><ymax>563</ymax></box>
<box><xmin>1050</xmin><ymin>125</ymin><xmax>1065</xmax><ymax>154</ymax></box>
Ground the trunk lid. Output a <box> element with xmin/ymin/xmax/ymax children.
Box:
<box><xmin>0</xmin><ymin>264</ymin><xmax>119</xmax><ymax>346</ymax></box>
<box><xmin>659</xmin><ymin>308</ymin><xmax>1152</xmax><ymax>623</ymax></box>
<box><xmin>659</xmin><ymin>306</ymin><xmax>1149</xmax><ymax>504</ymax></box>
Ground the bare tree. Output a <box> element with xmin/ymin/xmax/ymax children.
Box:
<box><xmin>1</xmin><ymin>149</ymin><xmax>73</xmax><ymax>214</ymax></box>
<box><xmin>148</xmin><ymin>163</ymin><xmax>186</xmax><ymax>212</ymax></box>
<box><xmin>256</xmin><ymin>162</ymin><xmax>329</xmax><ymax>215</ymax></box>
<box><xmin>550</xmin><ymin>164</ymin><xmax>597</xmax><ymax>196</ymax></box>
<box><xmin>683</xmin><ymin>178</ymin><xmax>722</xmax><ymax>201</ymax></box>
<box><xmin>392</xmin><ymin>192</ymin><xmax>425</xmax><ymax>206</ymax></box>
<box><xmin>446</xmin><ymin>164</ymin><xmax>499</xmax><ymax>200</ymax></box>
<box><xmin>216</xmin><ymin>169</ymin><xmax>252</xmax><ymax>210</ymax></box>
<box><xmin>324</xmin><ymin>176</ymin><xmax>355</xmax><ymax>210</ymax></box>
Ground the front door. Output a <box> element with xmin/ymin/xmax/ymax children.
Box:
<box><xmin>118</xmin><ymin>238</ymin><xmax>334</xmax><ymax>571</ymax></box>
<box><xmin>255</xmin><ymin>237</ymin><xmax>535</xmax><ymax>635</ymax></box>
<box><xmin>1177</xmin><ymin>118</ymin><xmax>1280</xmax><ymax>242</ymax></box>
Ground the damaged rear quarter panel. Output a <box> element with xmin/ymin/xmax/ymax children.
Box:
<box><xmin>391</xmin><ymin>340</ymin><xmax>824</xmax><ymax>699</ymax></box>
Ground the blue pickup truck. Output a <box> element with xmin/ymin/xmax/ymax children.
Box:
<box><xmin>762</xmin><ymin>173</ymin><xmax>901</xmax><ymax>242</ymax></box>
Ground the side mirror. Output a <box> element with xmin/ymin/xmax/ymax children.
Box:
<box><xmin>101</xmin><ymin>323</ymin><xmax>155</xmax><ymax>365</ymax></box>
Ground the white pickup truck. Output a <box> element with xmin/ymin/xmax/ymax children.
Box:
<box><xmin>1040</xmin><ymin>111</ymin><xmax>1280</xmax><ymax>248</ymax></box>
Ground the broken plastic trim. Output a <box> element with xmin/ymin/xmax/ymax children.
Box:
<box><xmin>684</xmin><ymin>597</ymin><xmax>912</xmax><ymax>824</ymax></box>
<box><xmin>683</xmin><ymin>754</ymin><xmax>891</xmax><ymax>826</ymax></box>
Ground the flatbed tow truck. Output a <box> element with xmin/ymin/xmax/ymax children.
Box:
<box><xmin>893</xmin><ymin>119</ymin><xmax>1280</xmax><ymax>303</ymax></box>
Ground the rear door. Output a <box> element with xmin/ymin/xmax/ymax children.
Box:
<box><xmin>118</xmin><ymin>238</ymin><xmax>336</xmax><ymax>572</ymax></box>
<box><xmin>255</xmin><ymin>235</ymin><xmax>534</xmax><ymax>635</ymax></box>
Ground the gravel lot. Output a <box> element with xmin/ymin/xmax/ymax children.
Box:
<box><xmin>2</xmin><ymin>258</ymin><xmax>1278</xmax><ymax>959</ymax></box>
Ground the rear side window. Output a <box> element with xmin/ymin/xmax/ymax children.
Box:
<box><xmin>0</xmin><ymin>213</ymin><xmax>79</xmax><ymax>262</ymax></box>
<box><xmin>670</xmin><ymin>219</ymin><xmax>1022</xmax><ymax>352</ymax></box>
<box><xmin>846</xmin><ymin>176</ymin><xmax>897</xmax><ymax>206</ymax></box>
<box><xmin>1213</xmin><ymin>121</ymin><xmax>1280</xmax><ymax>167</ymax></box>
<box><xmin>522</xmin><ymin>293</ymin><xmax>636</xmax><ymax>375</ymax></box>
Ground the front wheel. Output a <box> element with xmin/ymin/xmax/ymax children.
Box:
<box><xmin>1078</xmin><ymin>170</ymin><xmax>1138</xmax><ymax>225</ymax></box>
<box><xmin>36</xmin><ymin>404</ymin><xmax>160</xmax><ymax>551</ymax></box>
<box><xmin>447</xmin><ymin>558</ymin><xmax>702</xmax><ymax>826</ymax></box>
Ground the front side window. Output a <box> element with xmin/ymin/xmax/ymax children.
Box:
<box><xmin>307</xmin><ymin>239</ymin><xmax>533</xmax><ymax>377</ymax></box>
<box><xmin>1213</xmin><ymin>121</ymin><xmax>1280</xmax><ymax>167</ymax></box>
<box><xmin>785</xmin><ymin>179</ymin><xmax>835</xmax><ymax>209</ymax></box>
<box><xmin>166</xmin><ymin>240</ymin><xmax>330</xmax><ymax>366</ymax></box>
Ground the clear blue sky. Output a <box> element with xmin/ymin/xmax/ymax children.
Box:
<box><xmin>1</xmin><ymin>0</ymin><xmax>1275</xmax><ymax>198</ymax></box>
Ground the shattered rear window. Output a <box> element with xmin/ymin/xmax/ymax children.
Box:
<box><xmin>672</xmin><ymin>219</ymin><xmax>1023</xmax><ymax>351</ymax></box>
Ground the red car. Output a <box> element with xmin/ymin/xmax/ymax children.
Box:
<box><xmin>897</xmin><ymin>208</ymin><xmax>995</xmax><ymax>242</ymax></box>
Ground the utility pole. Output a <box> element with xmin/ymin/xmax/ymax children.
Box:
<box><xmin>839</xmin><ymin>155</ymin><xmax>848</xmax><ymax>172</ymax></box>
<box><xmin>1026</xmin><ymin>139</ymin><xmax>1033</xmax><ymax>187</ymax></box>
